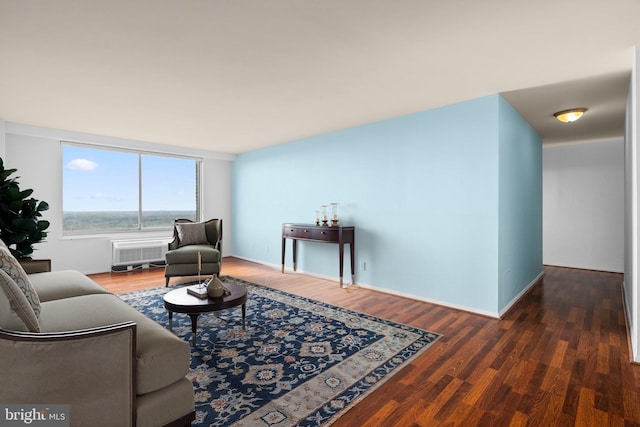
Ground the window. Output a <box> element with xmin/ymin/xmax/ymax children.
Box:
<box><xmin>62</xmin><ymin>144</ymin><xmax>199</xmax><ymax>234</ymax></box>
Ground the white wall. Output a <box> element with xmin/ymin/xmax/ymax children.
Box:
<box><xmin>635</xmin><ymin>46</ymin><xmax>640</xmax><ymax>363</ymax></box>
<box><xmin>624</xmin><ymin>46</ymin><xmax>639</xmax><ymax>363</ymax></box>
<box><xmin>3</xmin><ymin>123</ymin><xmax>234</xmax><ymax>274</ymax></box>
<box><xmin>543</xmin><ymin>139</ymin><xmax>624</xmax><ymax>272</ymax></box>
<box><xmin>0</xmin><ymin>118</ymin><xmax>5</xmax><ymax>158</ymax></box>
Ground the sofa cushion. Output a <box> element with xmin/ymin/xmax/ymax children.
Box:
<box><xmin>29</xmin><ymin>270</ymin><xmax>111</xmax><ymax>302</ymax></box>
<box><xmin>0</xmin><ymin>247</ymin><xmax>41</xmax><ymax>319</ymax></box>
<box><xmin>136</xmin><ymin>377</ymin><xmax>195</xmax><ymax>427</ymax></box>
<box><xmin>0</xmin><ymin>268</ymin><xmax>40</xmax><ymax>332</ymax></box>
<box><xmin>39</xmin><ymin>293</ymin><xmax>191</xmax><ymax>395</ymax></box>
<box><xmin>175</xmin><ymin>222</ymin><xmax>208</xmax><ymax>247</ymax></box>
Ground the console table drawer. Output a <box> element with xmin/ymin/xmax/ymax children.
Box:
<box><xmin>312</xmin><ymin>228</ymin><xmax>339</xmax><ymax>242</ymax></box>
<box><xmin>283</xmin><ymin>226</ymin><xmax>313</xmax><ymax>239</ymax></box>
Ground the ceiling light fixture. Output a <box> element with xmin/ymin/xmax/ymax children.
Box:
<box><xmin>553</xmin><ymin>108</ymin><xmax>587</xmax><ymax>123</ymax></box>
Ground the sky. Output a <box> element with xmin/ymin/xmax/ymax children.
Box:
<box><xmin>63</xmin><ymin>145</ymin><xmax>197</xmax><ymax>212</ymax></box>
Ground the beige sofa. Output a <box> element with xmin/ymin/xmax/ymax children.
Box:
<box><xmin>0</xmin><ymin>250</ymin><xmax>195</xmax><ymax>427</ymax></box>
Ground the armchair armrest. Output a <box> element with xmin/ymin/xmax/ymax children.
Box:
<box><xmin>168</xmin><ymin>234</ymin><xmax>179</xmax><ymax>250</ymax></box>
<box><xmin>0</xmin><ymin>322</ymin><xmax>136</xmax><ymax>427</ymax></box>
<box><xmin>207</xmin><ymin>218</ymin><xmax>222</xmax><ymax>254</ymax></box>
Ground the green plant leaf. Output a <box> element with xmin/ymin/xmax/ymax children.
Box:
<box><xmin>0</xmin><ymin>169</ymin><xmax>17</xmax><ymax>181</ymax></box>
<box><xmin>10</xmin><ymin>233</ymin><xmax>27</xmax><ymax>243</ymax></box>
<box><xmin>0</xmin><ymin>160</ymin><xmax>49</xmax><ymax>259</ymax></box>
<box><xmin>7</xmin><ymin>187</ymin><xmax>21</xmax><ymax>200</ymax></box>
<box><xmin>19</xmin><ymin>189</ymin><xmax>33</xmax><ymax>199</ymax></box>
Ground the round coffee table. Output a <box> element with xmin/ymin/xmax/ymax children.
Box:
<box><xmin>163</xmin><ymin>282</ymin><xmax>247</xmax><ymax>346</ymax></box>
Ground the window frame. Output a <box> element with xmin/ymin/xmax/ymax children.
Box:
<box><xmin>61</xmin><ymin>142</ymin><xmax>202</xmax><ymax>236</ymax></box>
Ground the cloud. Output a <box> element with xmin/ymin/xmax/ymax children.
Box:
<box><xmin>66</xmin><ymin>158</ymin><xmax>98</xmax><ymax>171</ymax></box>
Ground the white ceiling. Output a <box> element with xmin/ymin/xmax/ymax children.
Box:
<box><xmin>1</xmin><ymin>1</ymin><xmax>639</xmax><ymax>154</ymax></box>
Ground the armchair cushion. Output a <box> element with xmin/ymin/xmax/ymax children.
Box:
<box><xmin>0</xmin><ymin>268</ymin><xmax>40</xmax><ymax>332</ymax></box>
<box><xmin>165</xmin><ymin>245</ymin><xmax>221</xmax><ymax>264</ymax></box>
<box><xmin>0</xmin><ymin>246</ymin><xmax>41</xmax><ymax>318</ymax></box>
<box><xmin>175</xmin><ymin>222</ymin><xmax>209</xmax><ymax>247</ymax></box>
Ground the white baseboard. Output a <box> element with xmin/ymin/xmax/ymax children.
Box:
<box><xmin>542</xmin><ymin>262</ymin><xmax>623</xmax><ymax>274</ymax></box>
<box><xmin>230</xmin><ymin>255</ymin><xmax>280</xmax><ymax>270</ymax></box>
<box><xmin>355</xmin><ymin>281</ymin><xmax>501</xmax><ymax>318</ymax></box>
<box><xmin>497</xmin><ymin>271</ymin><xmax>544</xmax><ymax>318</ymax></box>
<box><xmin>231</xmin><ymin>255</ymin><xmax>351</xmax><ymax>284</ymax></box>
<box><xmin>620</xmin><ymin>281</ymin><xmax>640</xmax><ymax>363</ymax></box>
<box><xmin>231</xmin><ymin>256</ymin><xmax>544</xmax><ymax>319</ymax></box>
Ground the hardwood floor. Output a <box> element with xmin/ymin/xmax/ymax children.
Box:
<box><xmin>90</xmin><ymin>257</ymin><xmax>640</xmax><ymax>426</ymax></box>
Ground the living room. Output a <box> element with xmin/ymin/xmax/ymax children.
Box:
<box><xmin>1</xmin><ymin>2</ymin><xmax>639</xmax><ymax>425</ymax></box>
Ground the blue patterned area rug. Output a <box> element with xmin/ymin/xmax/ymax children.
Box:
<box><xmin>119</xmin><ymin>276</ymin><xmax>442</xmax><ymax>426</ymax></box>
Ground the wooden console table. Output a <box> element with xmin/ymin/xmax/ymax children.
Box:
<box><xmin>281</xmin><ymin>223</ymin><xmax>355</xmax><ymax>287</ymax></box>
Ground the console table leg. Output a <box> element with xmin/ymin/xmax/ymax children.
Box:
<box><xmin>292</xmin><ymin>240</ymin><xmax>298</xmax><ymax>271</ymax></box>
<box><xmin>339</xmin><ymin>242</ymin><xmax>346</xmax><ymax>288</ymax></box>
<box><xmin>281</xmin><ymin>237</ymin><xmax>286</xmax><ymax>273</ymax></box>
<box><xmin>350</xmin><ymin>242</ymin><xmax>355</xmax><ymax>285</ymax></box>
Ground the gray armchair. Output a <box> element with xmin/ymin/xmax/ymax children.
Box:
<box><xmin>165</xmin><ymin>219</ymin><xmax>222</xmax><ymax>286</ymax></box>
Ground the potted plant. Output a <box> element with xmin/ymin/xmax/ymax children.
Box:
<box><xmin>0</xmin><ymin>158</ymin><xmax>50</xmax><ymax>259</ymax></box>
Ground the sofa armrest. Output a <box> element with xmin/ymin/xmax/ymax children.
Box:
<box><xmin>0</xmin><ymin>322</ymin><xmax>136</xmax><ymax>427</ymax></box>
<box><xmin>18</xmin><ymin>259</ymin><xmax>52</xmax><ymax>274</ymax></box>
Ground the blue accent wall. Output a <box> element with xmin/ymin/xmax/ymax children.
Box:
<box><xmin>232</xmin><ymin>94</ymin><xmax>542</xmax><ymax>315</ymax></box>
<box><xmin>498</xmin><ymin>97</ymin><xmax>543</xmax><ymax>311</ymax></box>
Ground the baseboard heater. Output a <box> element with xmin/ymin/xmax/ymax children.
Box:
<box><xmin>111</xmin><ymin>239</ymin><xmax>172</xmax><ymax>269</ymax></box>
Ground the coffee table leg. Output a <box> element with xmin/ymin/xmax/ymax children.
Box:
<box><xmin>242</xmin><ymin>303</ymin><xmax>246</xmax><ymax>330</ymax></box>
<box><xmin>188</xmin><ymin>313</ymin><xmax>200</xmax><ymax>346</ymax></box>
<box><xmin>168</xmin><ymin>311</ymin><xmax>173</xmax><ymax>331</ymax></box>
